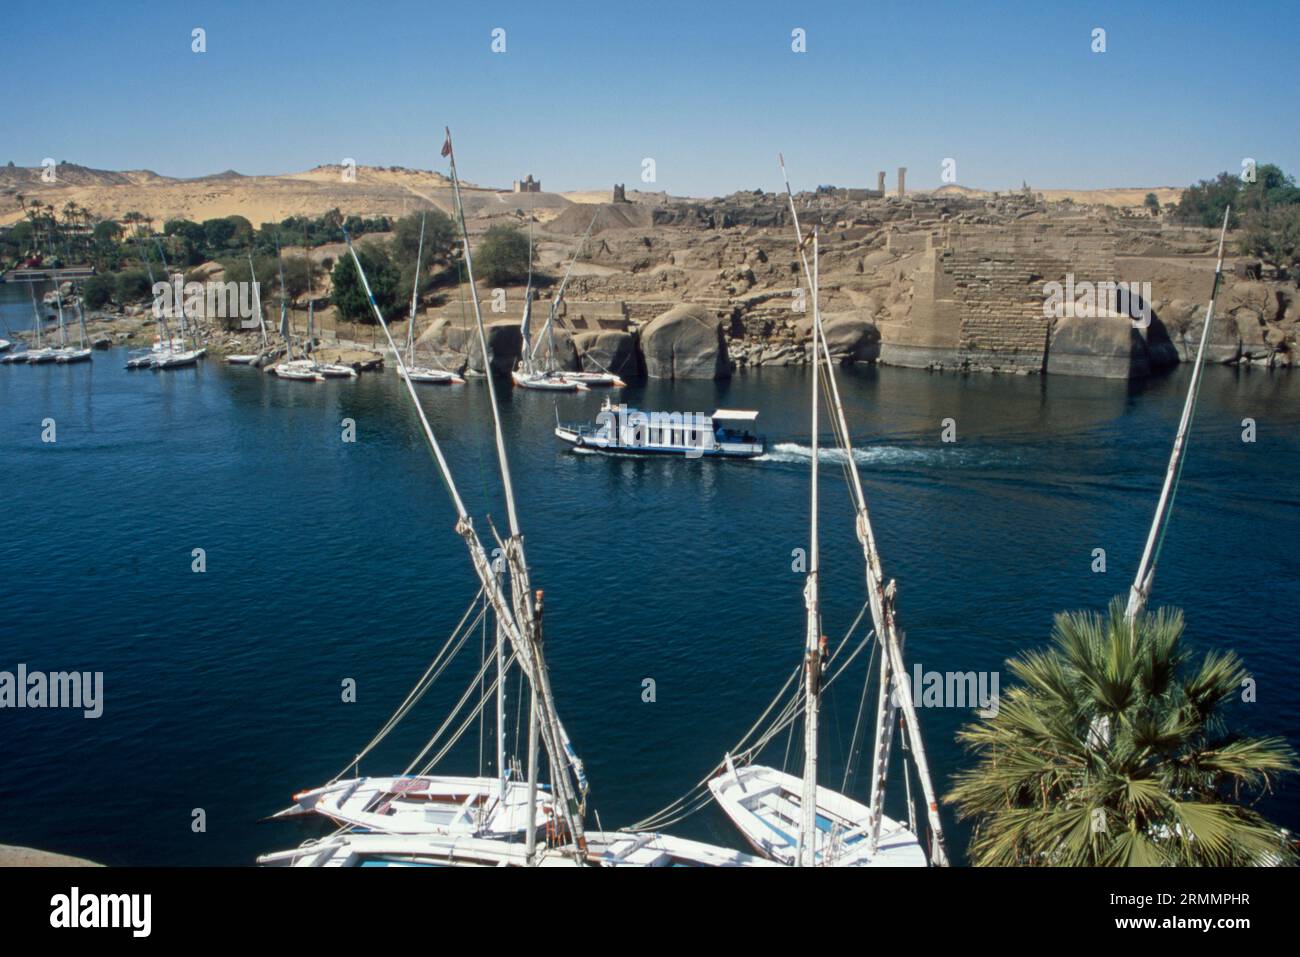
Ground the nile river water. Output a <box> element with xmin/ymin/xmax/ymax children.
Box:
<box><xmin>1</xmin><ymin>283</ymin><xmax>1297</xmax><ymax>864</ymax></box>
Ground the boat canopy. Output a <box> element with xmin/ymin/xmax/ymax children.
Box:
<box><xmin>711</xmin><ymin>409</ymin><xmax>759</xmax><ymax>421</ymax></box>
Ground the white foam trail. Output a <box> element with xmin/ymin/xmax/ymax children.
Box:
<box><xmin>759</xmin><ymin>442</ymin><xmax>970</xmax><ymax>468</ymax></box>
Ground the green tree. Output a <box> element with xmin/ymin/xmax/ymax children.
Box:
<box><xmin>1170</xmin><ymin>172</ymin><xmax>1241</xmax><ymax>228</ymax></box>
<box><xmin>1241</xmin><ymin>205</ymin><xmax>1300</xmax><ymax>278</ymax></box>
<box><xmin>92</xmin><ymin>220</ymin><xmax>122</xmax><ymax>244</ymax></box>
<box><xmin>114</xmin><ymin>268</ymin><xmax>153</xmax><ymax>303</ymax></box>
<box><xmin>474</xmin><ymin>224</ymin><xmax>532</xmax><ymax>285</ymax></box>
<box><xmin>390</xmin><ymin>210</ymin><xmax>456</xmax><ymax>265</ymax></box>
<box><xmin>1143</xmin><ymin>192</ymin><xmax>1160</xmax><ymax>213</ymax></box>
<box><xmin>330</xmin><ymin>243</ymin><xmax>398</xmax><ymax>323</ymax></box>
<box><xmin>947</xmin><ymin>598</ymin><xmax>1297</xmax><ymax>866</ymax></box>
<box><xmin>81</xmin><ymin>274</ymin><xmax>114</xmax><ymax>309</ymax></box>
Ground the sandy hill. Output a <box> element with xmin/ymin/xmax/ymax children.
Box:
<box><xmin>0</xmin><ymin>158</ymin><xmax>1191</xmax><ymax>229</ymax></box>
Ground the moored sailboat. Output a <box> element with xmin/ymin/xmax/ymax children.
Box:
<box><xmin>708</xmin><ymin>157</ymin><xmax>949</xmax><ymax>867</ymax></box>
<box><xmin>259</xmin><ymin>129</ymin><xmax>770</xmax><ymax>868</ymax></box>
<box><xmin>226</xmin><ymin>253</ymin><xmax>270</xmax><ymax>365</ymax></box>
<box><xmin>402</xmin><ymin>212</ymin><xmax>463</xmax><ymax>385</ymax></box>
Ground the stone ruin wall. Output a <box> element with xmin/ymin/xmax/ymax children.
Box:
<box><xmin>890</xmin><ymin>222</ymin><xmax>1118</xmax><ymax>372</ymax></box>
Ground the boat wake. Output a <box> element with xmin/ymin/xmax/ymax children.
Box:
<box><xmin>759</xmin><ymin>442</ymin><xmax>984</xmax><ymax>469</ymax></box>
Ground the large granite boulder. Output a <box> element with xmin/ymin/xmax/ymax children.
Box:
<box><xmin>639</xmin><ymin>304</ymin><xmax>731</xmax><ymax>379</ymax></box>
<box><xmin>418</xmin><ymin>318</ymin><xmax>522</xmax><ymax>374</ymax></box>
<box><xmin>1139</xmin><ymin>315</ymin><xmax>1179</xmax><ymax>371</ymax></box>
<box><xmin>1046</xmin><ymin>315</ymin><xmax>1150</xmax><ymax>378</ymax></box>
<box><xmin>820</xmin><ymin>312</ymin><xmax>881</xmax><ymax>363</ymax></box>
<box><xmin>573</xmin><ymin>330</ymin><xmax>640</xmax><ymax>377</ymax></box>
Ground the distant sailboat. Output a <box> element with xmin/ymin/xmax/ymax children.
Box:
<box><xmin>403</xmin><ymin>212</ymin><xmax>464</xmax><ymax>385</ymax></box>
<box><xmin>511</xmin><ymin>220</ymin><xmax>585</xmax><ymax>391</ymax></box>
<box><xmin>55</xmin><ymin>292</ymin><xmax>93</xmax><ymax>363</ymax></box>
<box><xmin>25</xmin><ymin>282</ymin><xmax>60</xmax><ymax>363</ymax></box>
<box><xmin>226</xmin><ymin>254</ymin><xmax>269</xmax><ymax>365</ymax></box>
<box><xmin>272</xmin><ymin>237</ymin><xmax>324</xmax><ymax>382</ymax></box>
<box><xmin>150</xmin><ymin>241</ymin><xmax>205</xmax><ymax>369</ymax></box>
<box><xmin>2</xmin><ymin>285</ymin><xmax>44</xmax><ymax>363</ymax></box>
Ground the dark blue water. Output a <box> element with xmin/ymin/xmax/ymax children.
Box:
<box><xmin>2</xmin><ymin>282</ymin><xmax>1298</xmax><ymax>865</ymax></box>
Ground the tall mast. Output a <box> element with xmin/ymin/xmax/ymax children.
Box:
<box><xmin>75</xmin><ymin>293</ymin><xmax>88</xmax><ymax>348</ymax></box>
<box><xmin>406</xmin><ymin>213</ymin><xmax>427</xmax><ymax>365</ymax></box>
<box><xmin>518</xmin><ymin>220</ymin><xmax>534</xmax><ymax>377</ymax></box>
<box><xmin>248</xmin><ymin>253</ymin><xmax>268</xmax><ymax>353</ymax></box>
<box><xmin>797</xmin><ymin>229</ymin><xmax>823</xmax><ymax>868</ymax></box>
<box><xmin>155</xmin><ymin>239</ymin><xmax>194</xmax><ymax>350</ymax></box>
<box><xmin>276</xmin><ymin>236</ymin><xmax>291</xmax><ymax>361</ymax></box>
<box><xmin>30</xmin><ymin>282</ymin><xmax>43</xmax><ymax>347</ymax></box>
<box><xmin>531</xmin><ymin>212</ymin><xmax>597</xmax><ymax>368</ymax></box>
<box><xmin>443</xmin><ymin>128</ymin><xmax>587</xmax><ymax>858</ymax></box>
<box><xmin>52</xmin><ymin>277</ymin><xmax>66</xmax><ymax>347</ymax></box>
<box><xmin>494</xmin><ymin>556</ymin><xmax>508</xmax><ymax>803</ymax></box>
<box><xmin>305</xmin><ymin>251</ymin><xmax>316</xmax><ymax>359</ymax></box>
<box><xmin>130</xmin><ymin>231</ymin><xmax>171</xmax><ymax>349</ymax></box>
<box><xmin>779</xmin><ymin>154</ymin><xmax>950</xmax><ymax>865</ymax></box>
<box><xmin>344</xmin><ymin>223</ymin><xmax>584</xmax><ymax>861</ymax></box>
<box><xmin>1126</xmin><ymin>207</ymin><xmax>1231</xmax><ymax>625</ymax></box>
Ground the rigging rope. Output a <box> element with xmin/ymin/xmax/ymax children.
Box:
<box><xmin>629</xmin><ymin>603</ymin><xmax>873</xmax><ymax>832</ymax></box>
<box><xmin>330</xmin><ymin>586</ymin><xmax>487</xmax><ymax>783</ymax></box>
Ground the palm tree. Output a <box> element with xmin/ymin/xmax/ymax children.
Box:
<box><xmin>947</xmin><ymin>598</ymin><xmax>1297</xmax><ymax>866</ymax></box>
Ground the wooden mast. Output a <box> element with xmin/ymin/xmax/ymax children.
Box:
<box><xmin>442</xmin><ymin>128</ymin><xmax>588</xmax><ymax>862</ymax></box>
<box><xmin>779</xmin><ymin>154</ymin><xmax>950</xmax><ymax>866</ymax></box>
<box><xmin>797</xmin><ymin>229</ymin><xmax>823</xmax><ymax>867</ymax></box>
<box><xmin>1126</xmin><ymin>207</ymin><xmax>1231</xmax><ymax>625</ymax></box>
<box><xmin>406</xmin><ymin>213</ymin><xmax>427</xmax><ymax>365</ymax></box>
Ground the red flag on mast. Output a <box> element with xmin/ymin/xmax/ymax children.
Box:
<box><xmin>440</xmin><ymin>129</ymin><xmax>452</xmax><ymax>158</ymax></box>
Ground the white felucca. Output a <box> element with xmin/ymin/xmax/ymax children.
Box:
<box><xmin>709</xmin><ymin>157</ymin><xmax>949</xmax><ymax>867</ymax></box>
<box><xmin>261</xmin><ymin>129</ymin><xmax>769</xmax><ymax>868</ymax></box>
<box><xmin>226</xmin><ymin>253</ymin><xmax>270</xmax><ymax>365</ymax></box>
<box><xmin>150</xmin><ymin>242</ymin><xmax>206</xmax><ymax>369</ymax></box>
<box><xmin>24</xmin><ymin>281</ymin><xmax>60</xmax><ymax>363</ymax></box>
<box><xmin>402</xmin><ymin>212</ymin><xmax>464</xmax><ymax>385</ymax></box>
<box><xmin>55</xmin><ymin>293</ymin><xmax>93</xmax><ymax>363</ymax></box>
<box><xmin>272</xmin><ymin>238</ymin><xmax>324</xmax><ymax>382</ymax></box>
<box><xmin>511</xmin><ymin>220</ymin><xmax>586</xmax><ymax>392</ymax></box>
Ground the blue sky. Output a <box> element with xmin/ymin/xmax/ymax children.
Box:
<box><xmin>1</xmin><ymin>0</ymin><xmax>1294</xmax><ymax>196</ymax></box>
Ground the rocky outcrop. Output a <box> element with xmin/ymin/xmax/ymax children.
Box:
<box><xmin>640</xmin><ymin>304</ymin><xmax>731</xmax><ymax>379</ymax></box>
<box><xmin>819</xmin><ymin>312</ymin><xmax>881</xmax><ymax>363</ymax></box>
<box><xmin>1046</xmin><ymin>315</ymin><xmax>1150</xmax><ymax>379</ymax></box>
<box><xmin>418</xmin><ymin>318</ymin><xmax>523</xmax><ymax>374</ymax></box>
<box><xmin>573</xmin><ymin>330</ymin><xmax>640</xmax><ymax>377</ymax></box>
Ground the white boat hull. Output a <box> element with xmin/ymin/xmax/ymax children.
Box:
<box><xmin>709</xmin><ymin>765</ymin><xmax>927</xmax><ymax>867</ymax></box>
<box><xmin>225</xmin><ymin>354</ymin><xmax>258</xmax><ymax>365</ymax></box>
<box><xmin>257</xmin><ymin>829</ymin><xmax>775</xmax><ymax>868</ymax></box>
<box><xmin>55</xmin><ymin>348</ymin><xmax>93</xmax><ymax>363</ymax></box>
<box><xmin>512</xmin><ymin>370</ymin><xmax>587</xmax><ymax>392</ymax></box>
<box><xmin>272</xmin><ymin>775</ymin><xmax>551</xmax><ymax>838</ymax></box>
<box><xmin>315</xmin><ymin>363</ymin><xmax>358</xmax><ymax>378</ymax></box>
<box><xmin>408</xmin><ymin>366</ymin><xmax>465</xmax><ymax>385</ymax></box>
<box><xmin>153</xmin><ymin>350</ymin><xmax>202</xmax><ymax>369</ymax></box>
<box><xmin>559</xmin><ymin>371</ymin><xmax>625</xmax><ymax>388</ymax></box>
